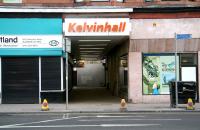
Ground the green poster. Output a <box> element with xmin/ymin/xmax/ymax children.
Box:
<box><xmin>159</xmin><ymin>56</ymin><xmax>175</xmax><ymax>94</ymax></box>
<box><xmin>3</xmin><ymin>0</ymin><xmax>22</xmax><ymax>3</ymax></box>
<box><xmin>143</xmin><ymin>55</ymin><xmax>176</xmax><ymax>95</ymax></box>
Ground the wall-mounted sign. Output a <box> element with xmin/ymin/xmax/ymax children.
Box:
<box><xmin>64</xmin><ymin>18</ymin><xmax>130</xmax><ymax>36</ymax></box>
<box><xmin>3</xmin><ymin>0</ymin><xmax>22</xmax><ymax>3</ymax></box>
<box><xmin>176</xmin><ymin>34</ymin><xmax>192</xmax><ymax>40</ymax></box>
<box><xmin>0</xmin><ymin>35</ymin><xmax>62</xmax><ymax>48</ymax></box>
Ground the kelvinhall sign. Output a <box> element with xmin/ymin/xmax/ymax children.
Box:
<box><xmin>64</xmin><ymin>18</ymin><xmax>130</xmax><ymax>36</ymax></box>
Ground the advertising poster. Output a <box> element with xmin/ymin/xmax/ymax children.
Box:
<box><xmin>3</xmin><ymin>0</ymin><xmax>22</xmax><ymax>3</ymax></box>
<box><xmin>143</xmin><ymin>55</ymin><xmax>176</xmax><ymax>95</ymax></box>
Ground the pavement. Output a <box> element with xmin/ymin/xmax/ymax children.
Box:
<box><xmin>0</xmin><ymin>102</ymin><xmax>200</xmax><ymax>114</ymax></box>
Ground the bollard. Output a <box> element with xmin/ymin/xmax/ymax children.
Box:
<box><xmin>120</xmin><ymin>99</ymin><xmax>127</xmax><ymax>112</ymax></box>
<box><xmin>41</xmin><ymin>99</ymin><xmax>49</xmax><ymax>111</ymax></box>
<box><xmin>186</xmin><ymin>98</ymin><xmax>195</xmax><ymax>110</ymax></box>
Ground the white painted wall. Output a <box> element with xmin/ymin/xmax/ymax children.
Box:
<box><xmin>77</xmin><ymin>61</ymin><xmax>105</xmax><ymax>87</ymax></box>
<box><xmin>131</xmin><ymin>18</ymin><xmax>200</xmax><ymax>39</ymax></box>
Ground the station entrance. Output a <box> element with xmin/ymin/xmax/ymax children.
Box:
<box><xmin>66</xmin><ymin>36</ymin><xmax>129</xmax><ymax>105</ymax></box>
<box><xmin>63</xmin><ymin>17</ymin><xmax>130</xmax><ymax>107</ymax></box>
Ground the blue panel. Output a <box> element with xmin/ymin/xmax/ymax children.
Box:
<box><xmin>176</xmin><ymin>34</ymin><xmax>192</xmax><ymax>40</ymax></box>
<box><xmin>0</xmin><ymin>48</ymin><xmax>63</xmax><ymax>56</ymax></box>
<box><xmin>0</xmin><ymin>18</ymin><xmax>62</xmax><ymax>35</ymax></box>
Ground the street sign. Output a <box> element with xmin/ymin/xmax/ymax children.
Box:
<box><xmin>174</xmin><ymin>33</ymin><xmax>192</xmax><ymax>108</ymax></box>
<box><xmin>176</xmin><ymin>34</ymin><xmax>192</xmax><ymax>40</ymax></box>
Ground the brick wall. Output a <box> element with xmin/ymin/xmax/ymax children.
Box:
<box><xmin>0</xmin><ymin>0</ymin><xmax>199</xmax><ymax>7</ymax></box>
<box><xmin>23</xmin><ymin>0</ymin><xmax>73</xmax><ymax>4</ymax></box>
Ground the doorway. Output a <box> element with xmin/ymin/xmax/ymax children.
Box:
<box><xmin>67</xmin><ymin>36</ymin><xmax>129</xmax><ymax>104</ymax></box>
<box><xmin>179</xmin><ymin>53</ymin><xmax>198</xmax><ymax>102</ymax></box>
<box><xmin>2</xmin><ymin>57</ymin><xmax>39</xmax><ymax>104</ymax></box>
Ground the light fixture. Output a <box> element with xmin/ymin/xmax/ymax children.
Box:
<box><xmin>79</xmin><ymin>48</ymin><xmax>104</xmax><ymax>50</ymax></box>
<box><xmin>81</xmin><ymin>55</ymin><xmax>99</xmax><ymax>57</ymax></box>
<box><xmin>79</xmin><ymin>44</ymin><xmax>107</xmax><ymax>47</ymax></box>
<box><xmin>73</xmin><ymin>67</ymin><xmax>77</xmax><ymax>71</ymax></box>
<box><xmin>80</xmin><ymin>52</ymin><xmax>101</xmax><ymax>54</ymax></box>
<box><xmin>78</xmin><ymin>40</ymin><xmax>111</xmax><ymax>42</ymax></box>
<box><xmin>80</xmin><ymin>51</ymin><xmax>102</xmax><ymax>52</ymax></box>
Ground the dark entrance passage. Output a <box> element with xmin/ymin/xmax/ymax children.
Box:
<box><xmin>2</xmin><ymin>57</ymin><xmax>39</xmax><ymax>104</ymax></box>
<box><xmin>67</xmin><ymin>36</ymin><xmax>129</xmax><ymax>105</ymax></box>
<box><xmin>69</xmin><ymin>87</ymin><xmax>120</xmax><ymax>104</ymax></box>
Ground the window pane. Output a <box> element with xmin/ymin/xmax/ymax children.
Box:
<box><xmin>180</xmin><ymin>53</ymin><xmax>197</xmax><ymax>66</ymax></box>
<box><xmin>143</xmin><ymin>54</ymin><xmax>178</xmax><ymax>95</ymax></box>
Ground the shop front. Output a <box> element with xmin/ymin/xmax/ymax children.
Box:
<box><xmin>0</xmin><ymin>18</ymin><xmax>64</xmax><ymax>104</ymax></box>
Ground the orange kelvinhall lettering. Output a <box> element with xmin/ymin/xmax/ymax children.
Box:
<box><xmin>67</xmin><ymin>22</ymin><xmax>126</xmax><ymax>33</ymax></box>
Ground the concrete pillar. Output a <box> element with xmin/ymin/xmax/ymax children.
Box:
<box><xmin>128</xmin><ymin>52</ymin><xmax>143</xmax><ymax>103</ymax></box>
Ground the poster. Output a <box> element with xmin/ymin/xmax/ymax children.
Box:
<box><xmin>143</xmin><ymin>55</ymin><xmax>176</xmax><ymax>95</ymax></box>
<box><xmin>3</xmin><ymin>0</ymin><xmax>22</xmax><ymax>3</ymax></box>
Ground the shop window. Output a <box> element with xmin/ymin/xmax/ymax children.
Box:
<box><xmin>41</xmin><ymin>57</ymin><xmax>61</xmax><ymax>91</ymax></box>
<box><xmin>143</xmin><ymin>54</ymin><xmax>179</xmax><ymax>95</ymax></box>
<box><xmin>144</xmin><ymin>0</ymin><xmax>153</xmax><ymax>2</ymax></box>
<box><xmin>180</xmin><ymin>53</ymin><xmax>197</xmax><ymax>66</ymax></box>
<box><xmin>180</xmin><ymin>53</ymin><xmax>197</xmax><ymax>82</ymax></box>
<box><xmin>2</xmin><ymin>0</ymin><xmax>22</xmax><ymax>3</ymax></box>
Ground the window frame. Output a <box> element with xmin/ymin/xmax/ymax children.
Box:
<box><xmin>142</xmin><ymin>53</ymin><xmax>177</xmax><ymax>95</ymax></box>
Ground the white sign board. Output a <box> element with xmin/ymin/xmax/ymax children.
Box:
<box><xmin>0</xmin><ymin>35</ymin><xmax>62</xmax><ymax>48</ymax></box>
<box><xmin>64</xmin><ymin>18</ymin><xmax>130</xmax><ymax>36</ymax></box>
<box><xmin>181</xmin><ymin>67</ymin><xmax>196</xmax><ymax>82</ymax></box>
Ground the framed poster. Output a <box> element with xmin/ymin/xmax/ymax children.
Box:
<box><xmin>143</xmin><ymin>55</ymin><xmax>178</xmax><ymax>95</ymax></box>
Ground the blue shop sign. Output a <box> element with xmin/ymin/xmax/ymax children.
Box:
<box><xmin>0</xmin><ymin>18</ymin><xmax>63</xmax><ymax>56</ymax></box>
<box><xmin>0</xmin><ymin>18</ymin><xmax>62</xmax><ymax>35</ymax></box>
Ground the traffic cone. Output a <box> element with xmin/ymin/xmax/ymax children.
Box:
<box><xmin>120</xmin><ymin>99</ymin><xmax>127</xmax><ymax>112</ymax></box>
<box><xmin>41</xmin><ymin>99</ymin><xmax>49</xmax><ymax>111</ymax></box>
<box><xmin>186</xmin><ymin>98</ymin><xmax>195</xmax><ymax>110</ymax></box>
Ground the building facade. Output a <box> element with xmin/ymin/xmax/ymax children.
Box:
<box><xmin>0</xmin><ymin>0</ymin><xmax>200</xmax><ymax>104</ymax></box>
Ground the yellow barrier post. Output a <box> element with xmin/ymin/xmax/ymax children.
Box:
<box><xmin>186</xmin><ymin>98</ymin><xmax>195</xmax><ymax>110</ymax></box>
<box><xmin>41</xmin><ymin>99</ymin><xmax>49</xmax><ymax>111</ymax></box>
<box><xmin>120</xmin><ymin>99</ymin><xmax>127</xmax><ymax>112</ymax></box>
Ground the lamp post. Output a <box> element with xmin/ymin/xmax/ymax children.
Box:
<box><xmin>65</xmin><ymin>38</ymin><xmax>71</xmax><ymax>110</ymax></box>
<box><xmin>175</xmin><ymin>33</ymin><xmax>178</xmax><ymax>107</ymax></box>
<box><xmin>174</xmin><ymin>33</ymin><xmax>192</xmax><ymax>108</ymax></box>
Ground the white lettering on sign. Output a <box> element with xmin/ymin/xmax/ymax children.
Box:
<box><xmin>64</xmin><ymin>18</ymin><xmax>130</xmax><ymax>36</ymax></box>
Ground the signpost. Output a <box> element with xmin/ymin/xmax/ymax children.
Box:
<box><xmin>174</xmin><ymin>33</ymin><xmax>192</xmax><ymax>108</ymax></box>
<box><xmin>64</xmin><ymin>38</ymin><xmax>71</xmax><ymax>110</ymax></box>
